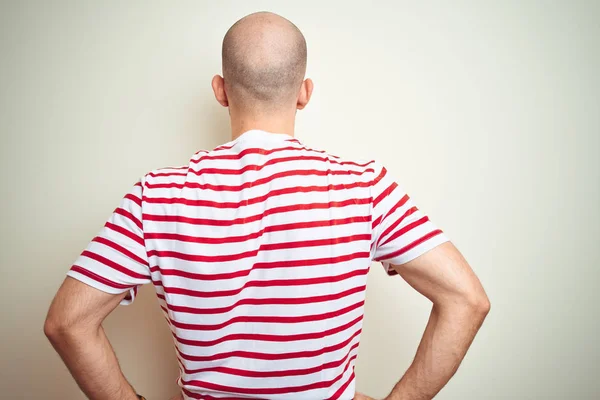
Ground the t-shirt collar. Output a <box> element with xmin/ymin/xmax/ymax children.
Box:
<box><xmin>237</xmin><ymin>129</ymin><xmax>295</xmax><ymax>143</ymax></box>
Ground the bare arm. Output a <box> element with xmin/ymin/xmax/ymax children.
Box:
<box><xmin>385</xmin><ymin>242</ymin><xmax>490</xmax><ymax>400</ymax></box>
<box><xmin>44</xmin><ymin>277</ymin><xmax>139</xmax><ymax>400</ymax></box>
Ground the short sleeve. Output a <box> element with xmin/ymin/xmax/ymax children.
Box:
<box><xmin>67</xmin><ymin>181</ymin><xmax>151</xmax><ymax>305</ymax></box>
<box><xmin>370</xmin><ymin>163</ymin><xmax>449</xmax><ymax>275</ymax></box>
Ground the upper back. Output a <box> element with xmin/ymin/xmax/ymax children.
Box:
<box><xmin>142</xmin><ymin>129</ymin><xmax>378</xmax><ymax>282</ymax></box>
<box><xmin>142</xmin><ymin>130</ymin><xmax>377</xmax><ymax>399</ymax></box>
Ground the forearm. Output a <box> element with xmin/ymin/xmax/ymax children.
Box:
<box><xmin>47</xmin><ymin>324</ymin><xmax>138</xmax><ymax>400</ymax></box>
<box><xmin>386</xmin><ymin>303</ymin><xmax>488</xmax><ymax>400</ymax></box>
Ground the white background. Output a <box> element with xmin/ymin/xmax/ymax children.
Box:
<box><xmin>1</xmin><ymin>1</ymin><xmax>598</xmax><ymax>399</ymax></box>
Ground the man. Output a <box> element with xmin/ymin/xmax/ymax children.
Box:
<box><xmin>44</xmin><ymin>11</ymin><xmax>489</xmax><ymax>400</ymax></box>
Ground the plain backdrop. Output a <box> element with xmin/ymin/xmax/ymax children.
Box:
<box><xmin>1</xmin><ymin>1</ymin><xmax>599</xmax><ymax>399</ymax></box>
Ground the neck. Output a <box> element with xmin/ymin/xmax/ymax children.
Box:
<box><xmin>229</xmin><ymin>109</ymin><xmax>296</xmax><ymax>140</ymax></box>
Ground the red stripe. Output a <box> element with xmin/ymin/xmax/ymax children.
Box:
<box><xmin>379</xmin><ymin>216</ymin><xmax>429</xmax><ymax>247</ymax></box>
<box><xmin>145</xmin><ymin>168</ymin><xmax>374</xmax><ymax>191</ymax></box>
<box><xmin>170</xmin><ymin>300</ymin><xmax>364</xmax><ymax>331</ymax></box>
<box><xmin>193</xmin><ymin>145</ymin><xmax>341</xmax><ymax>164</ymax></box>
<box><xmin>152</xmin><ymin>265</ymin><xmax>248</xmax><ymax>281</ymax></box>
<box><xmin>105</xmin><ymin>221</ymin><xmax>144</xmax><ymax>246</ymax></box>
<box><xmin>133</xmin><ymin>181</ymin><xmax>142</xmax><ymax>187</ymax></box>
<box><xmin>302</xmin><ymin>148</ymin><xmax>373</xmax><ymax>167</ymax></box>
<box><xmin>175</xmin><ymin>315</ymin><xmax>363</xmax><ymax>347</ymax></box>
<box><xmin>92</xmin><ymin>236</ymin><xmax>148</xmax><ymax>266</ymax></box>
<box><xmin>124</xmin><ymin>193</ymin><xmax>142</xmax><ymax>207</ymax></box>
<box><xmin>196</xmin><ymin>141</ymin><xmax>371</xmax><ymax>168</ymax></box>
<box><xmin>70</xmin><ymin>265</ymin><xmax>132</xmax><ymax>290</ymax></box>
<box><xmin>182</xmin><ymin>342</ymin><xmax>360</xmax><ymax>379</ymax></box>
<box><xmin>148</xmin><ymin>169</ymin><xmax>188</xmax><ymax>178</ymax></box>
<box><xmin>180</xmin><ymin>353</ymin><xmax>358</xmax><ymax>395</ymax></box>
<box><xmin>185</xmin><ymin>155</ymin><xmax>375</xmax><ymax>177</ymax></box>
<box><xmin>157</xmin><ymin>285</ymin><xmax>366</xmax><ymax>315</ymax></box>
<box><xmin>154</xmin><ymin>165</ymin><xmax>188</xmax><ymax>170</ymax></box>
<box><xmin>177</xmin><ymin>328</ymin><xmax>361</xmax><ymax>363</ymax></box>
<box><xmin>373</xmin><ymin>181</ymin><xmax>398</xmax><ymax>208</ymax></box>
<box><xmin>371</xmin><ymin>215</ymin><xmax>382</xmax><ymax>230</ymax></box>
<box><xmin>251</xmin><ymin>251</ymin><xmax>370</xmax><ymax>270</ymax></box>
<box><xmin>378</xmin><ymin>206</ymin><xmax>418</xmax><ymax>247</ymax></box>
<box><xmin>196</xmin><ymin>145</ymin><xmax>301</xmax><ymax>161</ymax></box>
<box><xmin>213</xmin><ymin>143</ymin><xmax>236</xmax><ymax>151</ymax></box>
<box><xmin>143</xmin><ymin>198</ymin><xmax>370</xmax><ymax>227</ymax></box>
<box><xmin>384</xmin><ymin>194</ymin><xmax>410</xmax><ymax>221</ymax></box>
<box><xmin>376</xmin><ymin>229</ymin><xmax>443</xmax><ymax>262</ymax></box>
<box><xmin>262</xmin><ymin>233</ymin><xmax>369</xmax><ymax>250</ymax></box>
<box><xmin>327</xmin><ymin>370</ymin><xmax>355</xmax><ymax>400</ymax></box>
<box><xmin>143</xmin><ymin>181</ymin><xmax>373</xmax><ymax>208</ymax></box>
<box><xmin>145</xmin><ymin>216</ymin><xmax>370</xmax><ymax>245</ymax></box>
<box><xmin>372</xmin><ymin>166</ymin><xmax>387</xmax><ymax>186</ymax></box>
<box><xmin>191</xmin><ymin>150</ymin><xmax>209</xmax><ymax>158</ymax></box>
<box><xmin>81</xmin><ymin>250</ymin><xmax>150</xmax><ymax>279</ymax></box>
<box><xmin>114</xmin><ymin>207</ymin><xmax>143</xmax><ymax>230</ymax></box>
<box><xmin>147</xmin><ymin>234</ymin><xmax>370</xmax><ymax>263</ymax></box>
<box><xmin>155</xmin><ymin>267</ymin><xmax>369</xmax><ymax>299</ymax></box>
<box><xmin>262</xmin><ymin>215</ymin><xmax>370</xmax><ymax>233</ymax></box>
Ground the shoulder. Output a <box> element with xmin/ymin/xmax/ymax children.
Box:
<box><xmin>298</xmin><ymin>142</ymin><xmax>378</xmax><ymax>175</ymax></box>
<box><xmin>140</xmin><ymin>146</ymin><xmax>224</xmax><ymax>190</ymax></box>
<box><xmin>142</xmin><ymin>165</ymin><xmax>189</xmax><ymax>187</ymax></box>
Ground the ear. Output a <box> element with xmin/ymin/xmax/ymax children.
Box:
<box><xmin>296</xmin><ymin>78</ymin><xmax>314</xmax><ymax>110</ymax></box>
<box><xmin>211</xmin><ymin>75</ymin><xmax>229</xmax><ymax>107</ymax></box>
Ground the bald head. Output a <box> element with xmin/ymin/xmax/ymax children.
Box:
<box><xmin>221</xmin><ymin>12</ymin><xmax>307</xmax><ymax>110</ymax></box>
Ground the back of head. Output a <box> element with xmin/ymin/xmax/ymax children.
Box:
<box><xmin>222</xmin><ymin>12</ymin><xmax>307</xmax><ymax>112</ymax></box>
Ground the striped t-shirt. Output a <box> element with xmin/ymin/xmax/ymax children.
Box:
<box><xmin>67</xmin><ymin>129</ymin><xmax>448</xmax><ymax>400</ymax></box>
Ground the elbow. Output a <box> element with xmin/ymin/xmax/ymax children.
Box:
<box><xmin>44</xmin><ymin>313</ymin><xmax>96</xmax><ymax>345</ymax></box>
<box><xmin>477</xmin><ymin>295</ymin><xmax>491</xmax><ymax>317</ymax></box>
<box><xmin>467</xmin><ymin>291</ymin><xmax>491</xmax><ymax>320</ymax></box>
<box><xmin>435</xmin><ymin>284</ymin><xmax>490</xmax><ymax>326</ymax></box>
<box><xmin>43</xmin><ymin>316</ymin><xmax>62</xmax><ymax>343</ymax></box>
<box><xmin>44</xmin><ymin>315</ymin><xmax>73</xmax><ymax>344</ymax></box>
<box><xmin>439</xmin><ymin>288</ymin><xmax>490</xmax><ymax>322</ymax></box>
